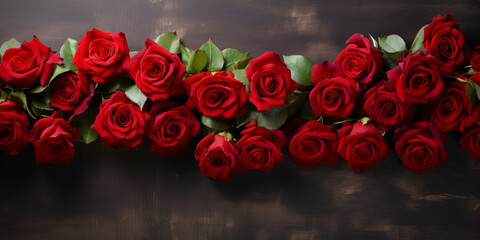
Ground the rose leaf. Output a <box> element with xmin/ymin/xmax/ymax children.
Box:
<box><xmin>71</xmin><ymin>108</ymin><xmax>100</xmax><ymax>144</ymax></box>
<box><xmin>199</xmin><ymin>39</ymin><xmax>224</xmax><ymax>72</ymax></box>
<box><xmin>125</xmin><ymin>84</ymin><xmax>148</xmax><ymax>110</ymax></box>
<box><xmin>222</xmin><ymin>48</ymin><xmax>249</xmax><ymax>71</ymax></box>
<box><xmin>410</xmin><ymin>25</ymin><xmax>428</xmax><ymax>53</ymax></box>
<box><xmin>257</xmin><ymin>106</ymin><xmax>288</xmax><ymax>130</ymax></box>
<box><xmin>283</xmin><ymin>55</ymin><xmax>314</xmax><ymax>87</ymax></box>
<box><xmin>0</xmin><ymin>38</ymin><xmax>21</xmax><ymax>57</ymax></box>
<box><xmin>59</xmin><ymin>38</ymin><xmax>78</xmax><ymax>71</ymax></box>
<box><xmin>201</xmin><ymin>115</ymin><xmax>232</xmax><ymax>131</ymax></box>
<box><xmin>378</xmin><ymin>34</ymin><xmax>407</xmax><ymax>54</ymax></box>
<box><xmin>154</xmin><ymin>32</ymin><xmax>181</xmax><ymax>54</ymax></box>
<box><xmin>231</xmin><ymin>69</ymin><xmax>249</xmax><ymax>93</ymax></box>
<box><xmin>186</xmin><ymin>50</ymin><xmax>208</xmax><ymax>74</ymax></box>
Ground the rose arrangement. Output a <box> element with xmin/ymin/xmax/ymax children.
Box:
<box><xmin>1</xmin><ymin>14</ymin><xmax>480</xmax><ymax>181</ymax></box>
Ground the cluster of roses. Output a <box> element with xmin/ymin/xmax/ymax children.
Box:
<box><xmin>0</xmin><ymin>14</ymin><xmax>479</xmax><ymax>181</ymax></box>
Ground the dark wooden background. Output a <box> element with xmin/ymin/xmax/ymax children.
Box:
<box><xmin>1</xmin><ymin>0</ymin><xmax>480</xmax><ymax>239</ymax></box>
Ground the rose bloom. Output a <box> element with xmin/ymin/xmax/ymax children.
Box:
<box><xmin>311</xmin><ymin>61</ymin><xmax>344</xmax><ymax>84</ymax></box>
<box><xmin>337</xmin><ymin>121</ymin><xmax>390</xmax><ymax>172</ymax></box>
<box><xmin>387</xmin><ymin>51</ymin><xmax>444</xmax><ymax>103</ymax></box>
<box><xmin>246</xmin><ymin>51</ymin><xmax>298</xmax><ymax>112</ymax></box>
<box><xmin>460</xmin><ymin>123</ymin><xmax>480</xmax><ymax>162</ymax></box>
<box><xmin>72</xmin><ymin>29</ymin><xmax>130</xmax><ymax>83</ymax></box>
<box><xmin>0</xmin><ymin>100</ymin><xmax>29</xmax><ymax>155</ymax></box>
<box><xmin>424</xmin><ymin>14</ymin><xmax>470</xmax><ymax>72</ymax></box>
<box><xmin>92</xmin><ymin>91</ymin><xmax>150</xmax><ymax>148</ymax></box>
<box><xmin>194</xmin><ymin>133</ymin><xmax>239</xmax><ymax>182</ymax></box>
<box><xmin>288</xmin><ymin>120</ymin><xmax>339</xmax><ymax>169</ymax></box>
<box><xmin>334</xmin><ymin>33</ymin><xmax>382</xmax><ymax>85</ymax></box>
<box><xmin>394</xmin><ymin>122</ymin><xmax>447</xmax><ymax>173</ymax></box>
<box><xmin>29</xmin><ymin>111</ymin><xmax>80</xmax><ymax>165</ymax></box>
<box><xmin>471</xmin><ymin>46</ymin><xmax>480</xmax><ymax>72</ymax></box>
<box><xmin>183</xmin><ymin>71</ymin><xmax>248</xmax><ymax>120</ymax></box>
<box><xmin>146</xmin><ymin>100</ymin><xmax>200</xmax><ymax>156</ymax></box>
<box><xmin>125</xmin><ymin>38</ymin><xmax>186</xmax><ymax>101</ymax></box>
<box><xmin>0</xmin><ymin>36</ymin><xmax>62</xmax><ymax>88</ymax></box>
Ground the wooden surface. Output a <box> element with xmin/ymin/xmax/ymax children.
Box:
<box><xmin>1</xmin><ymin>0</ymin><xmax>480</xmax><ymax>239</ymax></box>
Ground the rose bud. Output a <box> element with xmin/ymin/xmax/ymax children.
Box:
<box><xmin>0</xmin><ymin>36</ymin><xmax>62</xmax><ymax>88</ymax></box>
<box><xmin>460</xmin><ymin>123</ymin><xmax>480</xmax><ymax>162</ymax></box>
<box><xmin>183</xmin><ymin>71</ymin><xmax>248</xmax><ymax>120</ymax></box>
<box><xmin>72</xmin><ymin>29</ymin><xmax>130</xmax><ymax>83</ymax></box>
<box><xmin>394</xmin><ymin>122</ymin><xmax>447</xmax><ymax>173</ymax></box>
<box><xmin>124</xmin><ymin>38</ymin><xmax>186</xmax><ymax>101</ymax></box>
<box><xmin>0</xmin><ymin>100</ymin><xmax>29</xmax><ymax>155</ymax></box>
<box><xmin>288</xmin><ymin>120</ymin><xmax>339</xmax><ymax>169</ymax></box>
<box><xmin>29</xmin><ymin>112</ymin><xmax>80</xmax><ymax>165</ymax></box>
<box><xmin>471</xmin><ymin>46</ymin><xmax>480</xmax><ymax>72</ymax></box>
<box><xmin>92</xmin><ymin>91</ymin><xmax>150</xmax><ymax>148</ymax></box>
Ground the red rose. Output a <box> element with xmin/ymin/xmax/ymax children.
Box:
<box><xmin>387</xmin><ymin>51</ymin><xmax>444</xmax><ymax>103</ymax></box>
<box><xmin>50</xmin><ymin>71</ymin><xmax>95</xmax><ymax>120</ymax></box>
<box><xmin>309</xmin><ymin>76</ymin><xmax>360</xmax><ymax>120</ymax></box>
<box><xmin>233</xmin><ymin>124</ymin><xmax>286</xmax><ymax>173</ymax></box>
<box><xmin>288</xmin><ymin>120</ymin><xmax>339</xmax><ymax>169</ymax></box>
<box><xmin>472</xmin><ymin>73</ymin><xmax>480</xmax><ymax>85</ymax></box>
<box><xmin>334</xmin><ymin>33</ymin><xmax>382</xmax><ymax>85</ymax></box>
<box><xmin>124</xmin><ymin>38</ymin><xmax>186</xmax><ymax>101</ymax></box>
<box><xmin>394</xmin><ymin>122</ymin><xmax>447</xmax><ymax>173</ymax></box>
<box><xmin>337</xmin><ymin>121</ymin><xmax>390</xmax><ymax>172</ymax></box>
<box><xmin>194</xmin><ymin>133</ymin><xmax>239</xmax><ymax>181</ymax></box>
<box><xmin>146</xmin><ymin>100</ymin><xmax>200</xmax><ymax>156</ymax></box>
<box><xmin>92</xmin><ymin>91</ymin><xmax>150</xmax><ymax>148</ymax></box>
<box><xmin>460</xmin><ymin>123</ymin><xmax>480</xmax><ymax>161</ymax></box>
<box><xmin>311</xmin><ymin>61</ymin><xmax>344</xmax><ymax>84</ymax></box>
<box><xmin>424</xmin><ymin>14</ymin><xmax>470</xmax><ymax>72</ymax></box>
<box><xmin>0</xmin><ymin>100</ymin><xmax>29</xmax><ymax>155</ymax></box>
<box><xmin>29</xmin><ymin>112</ymin><xmax>80</xmax><ymax>165</ymax></box>
<box><xmin>72</xmin><ymin>29</ymin><xmax>130</xmax><ymax>83</ymax></box>
<box><xmin>424</xmin><ymin>81</ymin><xmax>480</xmax><ymax>132</ymax></box>
<box><xmin>362</xmin><ymin>81</ymin><xmax>412</xmax><ymax>132</ymax></box>
<box><xmin>471</xmin><ymin>46</ymin><xmax>480</xmax><ymax>72</ymax></box>
<box><xmin>0</xmin><ymin>36</ymin><xmax>62</xmax><ymax>88</ymax></box>
<box><xmin>246</xmin><ymin>51</ymin><xmax>298</xmax><ymax>112</ymax></box>
<box><xmin>183</xmin><ymin>71</ymin><xmax>248</xmax><ymax>120</ymax></box>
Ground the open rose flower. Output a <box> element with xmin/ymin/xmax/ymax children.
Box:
<box><xmin>124</xmin><ymin>38</ymin><xmax>186</xmax><ymax>101</ymax></box>
<box><xmin>29</xmin><ymin>112</ymin><xmax>80</xmax><ymax>165</ymax></box>
<box><xmin>424</xmin><ymin>14</ymin><xmax>470</xmax><ymax>72</ymax></box>
<box><xmin>288</xmin><ymin>120</ymin><xmax>339</xmax><ymax>169</ymax></box>
<box><xmin>460</xmin><ymin>123</ymin><xmax>480</xmax><ymax>161</ymax></box>
<box><xmin>311</xmin><ymin>61</ymin><xmax>344</xmax><ymax>84</ymax></box>
<box><xmin>183</xmin><ymin>71</ymin><xmax>248</xmax><ymax>120</ymax></box>
<box><xmin>72</xmin><ymin>29</ymin><xmax>130</xmax><ymax>83</ymax></box>
<box><xmin>387</xmin><ymin>51</ymin><xmax>444</xmax><ymax>103</ymax></box>
<box><xmin>0</xmin><ymin>36</ymin><xmax>62</xmax><ymax>88</ymax></box>
<box><xmin>194</xmin><ymin>133</ymin><xmax>238</xmax><ymax>182</ymax></box>
<box><xmin>394</xmin><ymin>122</ymin><xmax>447</xmax><ymax>173</ymax></box>
<box><xmin>246</xmin><ymin>51</ymin><xmax>298</xmax><ymax>112</ymax></box>
<box><xmin>471</xmin><ymin>46</ymin><xmax>480</xmax><ymax>72</ymax></box>
<box><xmin>147</xmin><ymin>100</ymin><xmax>200</xmax><ymax>156</ymax></box>
<box><xmin>334</xmin><ymin>33</ymin><xmax>382</xmax><ymax>85</ymax></box>
<box><xmin>0</xmin><ymin>100</ymin><xmax>29</xmax><ymax>155</ymax></box>
<box><xmin>337</xmin><ymin>121</ymin><xmax>390</xmax><ymax>172</ymax></box>
<box><xmin>92</xmin><ymin>91</ymin><xmax>150</xmax><ymax>148</ymax></box>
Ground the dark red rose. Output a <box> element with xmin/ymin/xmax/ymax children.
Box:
<box><xmin>0</xmin><ymin>100</ymin><xmax>29</xmax><ymax>155</ymax></box>
<box><xmin>394</xmin><ymin>122</ymin><xmax>447</xmax><ymax>173</ymax></box>
<box><xmin>246</xmin><ymin>51</ymin><xmax>298</xmax><ymax>112</ymax></box>
<box><xmin>0</xmin><ymin>36</ymin><xmax>62</xmax><ymax>88</ymax></box>
<box><xmin>309</xmin><ymin>76</ymin><xmax>360</xmax><ymax>120</ymax></box>
<box><xmin>183</xmin><ymin>71</ymin><xmax>248</xmax><ymax>120</ymax></box>
<box><xmin>92</xmin><ymin>91</ymin><xmax>150</xmax><ymax>148</ymax></box>
<box><xmin>50</xmin><ymin>71</ymin><xmax>95</xmax><ymax>121</ymax></box>
<box><xmin>29</xmin><ymin>111</ymin><xmax>80</xmax><ymax>165</ymax></box>
<box><xmin>337</xmin><ymin>121</ymin><xmax>390</xmax><ymax>172</ymax></box>
<box><xmin>387</xmin><ymin>51</ymin><xmax>444</xmax><ymax>103</ymax></box>
<box><xmin>362</xmin><ymin>80</ymin><xmax>412</xmax><ymax>132</ymax></box>
<box><xmin>424</xmin><ymin>81</ymin><xmax>480</xmax><ymax>132</ymax></box>
<box><xmin>232</xmin><ymin>124</ymin><xmax>286</xmax><ymax>173</ymax></box>
<box><xmin>146</xmin><ymin>100</ymin><xmax>200</xmax><ymax>156</ymax></box>
<box><xmin>311</xmin><ymin>61</ymin><xmax>344</xmax><ymax>85</ymax></box>
<box><xmin>334</xmin><ymin>33</ymin><xmax>382</xmax><ymax>85</ymax></box>
<box><xmin>72</xmin><ymin>29</ymin><xmax>130</xmax><ymax>83</ymax></box>
<box><xmin>424</xmin><ymin>14</ymin><xmax>470</xmax><ymax>72</ymax></box>
<box><xmin>288</xmin><ymin>120</ymin><xmax>339</xmax><ymax>169</ymax></box>
<box><xmin>194</xmin><ymin>133</ymin><xmax>239</xmax><ymax>181</ymax></box>
<box><xmin>471</xmin><ymin>46</ymin><xmax>480</xmax><ymax>72</ymax></box>
<box><xmin>472</xmin><ymin>73</ymin><xmax>480</xmax><ymax>85</ymax></box>
<box><xmin>124</xmin><ymin>38</ymin><xmax>186</xmax><ymax>101</ymax></box>
<box><xmin>460</xmin><ymin>123</ymin><xmax>480</xmax><ymax>161</ymax></box>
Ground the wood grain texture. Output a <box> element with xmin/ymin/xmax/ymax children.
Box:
<box><xmin>1</xmin><ymin>0</ymin><xmax>480</xmax><ymax>239</ymax></box>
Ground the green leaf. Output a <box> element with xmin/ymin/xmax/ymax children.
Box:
<box><xmin>125</xmin><ymin>84</ymin><xmax>148</xmax><ymax>110</ymax></box>
<box><xmin>257</xmin><ymin>106</ymin><xmax>288</xmax><ymax>130</ymax></box>
<box><xmin>200</xmin><ymin>115</ymin><xmax>232</xmax><ymax>131</ymax></box>
<box><xmin>31</xmin><ymin>96</ymin><xmax>54</xmax><ymax>118</ymax></box>
<box><xmin>0</xmin><ymin>89</ymin><xmax>8</xmax><ymax>102</ymax></box>
<box><xmin>466</xmin><ymin>81</ymin><xmax>478</xmax><ymax>107</ymax></box>
<box><xmin>59</xmin><ymin>38</ymin><xmax>78</xmax><ymax>71</ymax></box>
<box><xmin>285</xmin><ymin>91</ymin><xmax>306</xmax><ymax>118</ymax></box>
<box><xmin>472</xmin><ymin>82</ymin><xmax>480</xmax><ymax>101</ymax></box>
<box><xmin>0</xmin><ymin>38</ymin><xmax>21</xmax><ymax>57</ymax></box>
<box><xmin>9</xmin><ymin>91</ymin><xmax>36</xmax><ymax>119</ymax></box>
<box><xmin>410</xmin><ymin>25</ymin><xmax>428</xmax><ymax>53</ymax></box>
<box><xmin>199</xmin><ymin>39</ymin><xmax>224</xmax><ymax>72</ymax></box>
<box><xmin>180</xmin><ymin>45</ymin><xmax>193</xmax><ymax>64</ymax></box>
<box><xmin>283</xmin><ymin>55</ymin><xmax>314</xmax><ymax>87</ymax></box>
<box><xmin>234</xmin><ymin>58</ymin><xmax>249</xmax><ymax>70</ymax></box>
<box><xmin>185</xmin><ymin>49</ymin><xmax>207</xmax><ymax>74</ymax></box>
<box><xmin>368</xmin><ymin>34</ymin><xmax>378</xmax><ymax>48</ymax></box>
<box><xmin>222</xmin><ymin>48</ymin><xmax>249</xmax><ymax>71</ymax></box>
<box><xmin>71</xmin><ymin>108</ymin><xmax>100</xmax><ymax>144</ymax></box>
<box><xmin>300</xmin><ymin>101</ymin><xmax>316</xmax><ymax>121</ymax></box>
<box><xmin>102</xmin><ymin>77</ymin><xmax>134</xmax><ymax>93</ymax></box>
<box><xmin>235</xmin><ymin>105</ymin><xmax>259</xmax><ymax>127</ymax></box>
<box><xmin>378</xmin><ymin>34</ymin><xmax>407</xmax><ymax>53</ymax></box>
<box><xmin>231</xmin><ymin>69</ymin><xmax>249</xmax><ymax>93</ymax></box>
<box><xmin>30</xmin><ymin>65</ymin><xmax>70</xmax><ymax>94</ymax></box>
<box><xmin>129</xmin><ymin>51</ymin><xmax>139</xmax><ymax>58</ymax></box>
<box><xmin>154</xmin><ymin>32</ymin><xmax>181</xmax><ymax>54</ymax></box>
<box><xmin>381</xmin><ymin>51</ymin><xmax>405</xmax><ymax>70</ymax></box>
<box><xmin>360</xmin><ymin>117</ymin><xmax>371</xmax><ymax>125</ymax></box>
<box><xmin>218</xmin><ymin>131</ymin><xmax>234</xmax><ymax>142</ymax></box>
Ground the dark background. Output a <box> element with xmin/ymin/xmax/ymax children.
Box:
<box><xmin>1</xmin><ymin>0</ymin><xmax>480</xmax><ymax>239</ymax></box>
